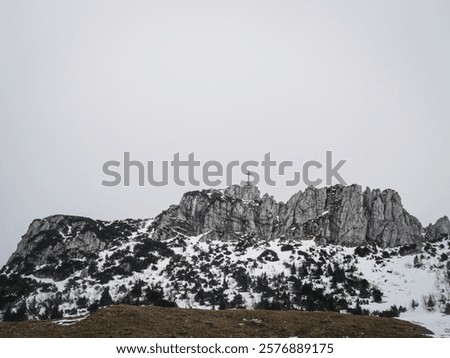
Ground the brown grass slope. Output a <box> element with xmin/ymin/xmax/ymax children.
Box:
<box><xmin>0</xmin><ymin>305</ymin><xmax>428</xmax><ymax>338</ymax></box>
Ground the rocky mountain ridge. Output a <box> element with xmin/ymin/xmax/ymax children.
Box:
<box><xmin>4</xmin><ymin>184</ymin><xmax>448</xmax><ymax>278</ymax></box>
<box><xmin>153</xmin><ymin>184</ymin><xmax>427</xmax><ymax>247</ymax></box>
<box><xmin>1</xmin><ymin>184</ymin><xmax>449</xmax><ymax>336</ymax></box>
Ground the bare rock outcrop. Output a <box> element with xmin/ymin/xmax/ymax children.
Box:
<box><xmin>151</xmin><ymin>184</ymin><xmax>424</xmax><ymax>247</ymax></box>
<box><xmin>425</xmin><ymin>216</ymin><xmax>450</xmax><ymax>242</ymax></box>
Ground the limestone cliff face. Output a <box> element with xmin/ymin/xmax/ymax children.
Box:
<box><xmin>277</xmin><ymin>185</ymin><xmax>367</xmax><ymax>246</ymax></box>
<box><xmin>151</xmin><ymin>185</ymin><xmax>277</xmax><ymax>242</ymax></box>
<box><xmin>362</xmin><ymin>188</ymin><xmax>423</xmax><ymax>247</ymax></box>
<box><xmin>151</xmin><ymin>184</ymin><xmax>424</xmax><ymax>247</ymax></box>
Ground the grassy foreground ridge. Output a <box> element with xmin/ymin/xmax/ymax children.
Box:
<box><xmin>0</xmin><ymin>304</ymin><xmax>429</xmax><ymax>338</ymax></box>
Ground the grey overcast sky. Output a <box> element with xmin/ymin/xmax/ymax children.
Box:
<box><xmin>1</xmin><ymin>1</ymin><xmax>450</xmax><ymax>266</ymax></box>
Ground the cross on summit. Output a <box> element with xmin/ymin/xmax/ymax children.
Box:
<box><xmin>246</xmin><ymin>171</ymin><xmax>252</xmax><ymax>186</ymax></box>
